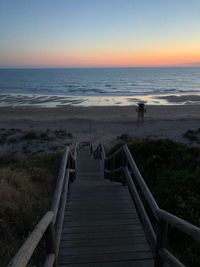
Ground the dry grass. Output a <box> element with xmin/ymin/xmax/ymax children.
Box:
<box><xmin>0</xmin><ymin>153</ymin><xmax>61</xmax><ymax>267</ymax></box>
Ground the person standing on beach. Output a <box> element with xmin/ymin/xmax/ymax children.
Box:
<box><xmin>136</xmin><ymin>102</ymin><xmax>146</xmax><ymax>124</ymax></box>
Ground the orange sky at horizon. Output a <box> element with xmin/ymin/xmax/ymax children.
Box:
<box><xmin>3</xmin><ymin>47</ymin><xmax>199</xmax><ymax>68</ymax></box>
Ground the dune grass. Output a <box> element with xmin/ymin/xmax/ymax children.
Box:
<box><xmin>0</xmin><ymin>153</ymin><xmax>61</xmax><ymax>267</ymax></box>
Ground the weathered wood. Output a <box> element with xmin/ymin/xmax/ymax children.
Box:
<box><xmin>158</xmin><ymin>209</ymin><xmax>200</xmax><ymax>243</ymax></box>
<box><xmin>61</xmin><ymin>230</ymin><xmax>145</xmax><ymax>240</ymax></box>
<box><xmin>60</xmin><ymin>236</ymin><xmax>148</xmax><ymax>248</ymax></box>
<box><xmin>45</xmin><ymin>221</ymin><xmax>57</xmax><ymax>267</ymax></box>
<box><xmin>55</xmin><ymin>169</ymin><xmax>70</xmax><ymax>255</ymax></box>
<box><xmin>58</xmin><ymin>260</ymin><xmax>154</xmax><ymax>267</ymax></box>
<box><xmin>64</xmin><ymin>214</ymin><xmax>137</xmax><ymax>221</ymax></box>
<box><xmin>65</xmin><ymin>202</ymin><xmax>136</xmax><ymax>210</ymax></box>
<box><xmin>124</xmin><ymin>167</ymin><xmax>156</xmax><ymax>249</ymax></box>
<box><xmin>58</xmin><ymin>251</ymin><xmax>153</xmax><ymax>265</ymax></box>
<box><xmin>58</xmin><ymin>147</ymin><xmax>153</xmax><ymax>266</ymax></box>
<box><xmin>123</xmin><ymin>145</ymin><xmax>159</xmax><ymax>217</ymax></box>
<box><xmin>43</xmin><ymin>253</ymin><xmax>56</xmax><ymax>267</ymax></box>
<box><xmin>50</xmin><ymin>147</ymin><xmax>69</xmax><ymax>224</ymax></box>
<box><xmin>61</xmin><ymin>224</ymin><xmax>143</xmax><ymax>234</ymax></box>
<box><xmin>63</xmin><ymin>218</ymin><xmax>140</xmax><ymax>226</ymax></box>
<box><xmin>8</xmin><ymin>211</ymin><xmax>54</xmax><ymax>267</ymax></box>
<box><xmin>59</xmin><ymin>243</ymin><xmax>151</xmax><ymax>256</ymax></box>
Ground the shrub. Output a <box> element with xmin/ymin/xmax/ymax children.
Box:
<box><xmin>0</xmin><ymin>153</ymin><xmax>61</xmax><ymax>266</ymax></box>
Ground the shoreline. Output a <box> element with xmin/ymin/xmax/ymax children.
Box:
<box><xmin>0</xmin><ymin>92</ymin><xmax>200</xmax><ymax>107</ymax></box>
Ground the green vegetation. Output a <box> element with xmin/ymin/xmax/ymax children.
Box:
<box><xmin>111</xmin><ymin>139</ymin><xmax>200</xmax><ymax>266</ymax></box>
<box><xmin>21</xmin><ymin>130</ymin><xmax>53</xmax><ymax>141</ymax></box>
<box><xmin>0</xmin><ymin>153</ymin><xmax>61</xmax><ymax>267</ymax></box>
<box><xmin>54</xmin><ymin>129</ymin><xmax>73</xmax><ymax>139</ymax></box>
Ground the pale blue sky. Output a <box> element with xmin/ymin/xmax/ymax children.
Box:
<box><xmin>0</xmin><ymin>0</ymin><xmax>200</xmax><ymax>67</ymax></box>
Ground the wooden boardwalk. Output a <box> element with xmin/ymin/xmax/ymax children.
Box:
<box><xmin>8</xmin><ymin>144</ymin><xmax>200</xmax><ymax>267</ymax></box>
<box><xmin>58</xmin><ymin>147</ymin><xmax>154</xmax><ymax>266</ymax></box>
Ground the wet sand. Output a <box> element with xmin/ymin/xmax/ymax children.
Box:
<box><xmin>0</xmin><ymin>92</ymin><xmax>200</xmax><ymax>107</ymax></box>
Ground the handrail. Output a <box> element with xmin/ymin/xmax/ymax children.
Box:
<box><xmin>93</xmin><ymin>142</ymin><xmax>200</xmax><ymax>267</ymax></box>
<box><xmin>124</xmin><ymin>167</ymin><xmax>156</xmax><ymax>247</ymax></box>
<box><xmin>157</xmin><ymin>209</ymin><xmax>200</xmax><ymax>243</ymax></box>
<box><xmin>123</xmin><ymin>145</ymin><xmax>159</xmax><ymax>218</ymax></box>
<box><xmin>50</xmin><ymin>147</ymin><xmax>69</xmax><ymax>224</ymax></box>
<box><xmin>7</xmin><ymin>144</ymin><xmax>78</xmax><ymax>267</ymax></box>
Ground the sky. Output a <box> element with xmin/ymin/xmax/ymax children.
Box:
<box><xmin>0</xmin><ymin>0</ymin><xmax>200</xmax><ymax>68</ymax></box>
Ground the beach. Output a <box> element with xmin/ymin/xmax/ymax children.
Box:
<box><xmin>0</xmin><ymin>104</ymin><xmax>199</xmax><ymax>148</ymax></box>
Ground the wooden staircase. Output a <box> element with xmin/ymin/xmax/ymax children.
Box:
<box><xmin>7</xmin><ymin>142</ymin><xmax>200</xmax><ymax>267</ymax></box>
<box><xmin>58</xmin><ymin>146</ymin><xmax>154</xmax><ymax>266</ymax></box>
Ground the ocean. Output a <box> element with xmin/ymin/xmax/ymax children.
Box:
<box><xmin>0</xmin><ymin>67</ymin><xmax>199</xmax><ymax>107</ymax></box>
<box><xmin>0</xmin><ymin>67</ymin><xmax>200</xmax><ymax>96</ymax></box>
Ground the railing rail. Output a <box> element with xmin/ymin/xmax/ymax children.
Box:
<box><xmin>7</xmin><ymin>144</ymin><xmax>78</xmax><ymax>267</ymax></box>
<box><xmin>93</xmin><ymin>142</ymin><xmax>200</xmax><ymax>267</ymax></box>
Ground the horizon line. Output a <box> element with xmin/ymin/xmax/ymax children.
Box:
<box><xmin>0</xmin><ymin>65</ymin><xmax>200</xmax><ymax>70</ymax></box>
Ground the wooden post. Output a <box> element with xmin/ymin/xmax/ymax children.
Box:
<box><xmin>154</xmin><ymin>219</ymin><xmax>168</xmax><ymax>267</ymax></box>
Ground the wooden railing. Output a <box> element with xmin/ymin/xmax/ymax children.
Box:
<box><xmin>7</xmin><ymin>144</ymin><xmax>78</xmax><ymax>267</ymax></box>
<box><xmin>93</xmin><ymin>143</ymin><xmax>200</xmax><ymax>267</ymax></box>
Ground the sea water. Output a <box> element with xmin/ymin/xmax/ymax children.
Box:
<box><xmin>0</xmin><ymin>67</ymin><xmax>199</xmax><ymax>106</ymax></box>
<box><xmin>0</xmin><ymin>67</ymin><xmax>200</xmax><ymax>96</ymax></box>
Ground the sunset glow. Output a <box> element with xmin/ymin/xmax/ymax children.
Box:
<box><xmin>0</xmin><ymin>0</ymin><xmax>200</xmax><ymax>68</ymax></box>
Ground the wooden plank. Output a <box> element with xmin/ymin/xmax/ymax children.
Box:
<box><xmin>64</xmin><ymin>213</ymin><xmax>140</xmax><ymax>222</ymax></box>
<box><xmin>63</xmin><ymin>214</ymin><xmax>137</xmax><ymax>221</ymax></box>
<box><xmin>68</xmin><ymin>196</ymin><xmax>132</xmax><ymax>201</ymax></box>
<box><xmin>67</xmin><ymin>199</ymin><xmax>133</xmax><ymax>204</ymax></box>
<box><xmin>66</xmin><ymin>199</ymin><xmax>135</xmax><ymax>205</ymax></box>
<box><xmin>59</xmin><ymin>243</ymin><xmax>151</xmax><ymax>256</ymax></box>
<box><xmin>63</xmin><ymin>219</ymin><xmax>141</xmax><ymax>227</ymax></box>
<box><xmin>60</xmin><ymin>230</ymin><xmax>145</xmax><ymax>241</ymax></box>
<box><xmin>65</xmin><ymin>204</ymin><xmax>136</xmax><ymax>211</ymax></box>
<box><xmin>58</xmin><ymin>251</ymin><xmax>153</xmax><ymax>265</ymax></box>
<box><xmin>60</xmin><ymin>236</ymin><xmax>148</xmax><ymax>248</ymax></box>
<box><xmin>62</xmin><ymin>224</ymin><xmax>143</xmax><ymax>234</ymax></box>
<box><xmin>59</xmin><ymin>259</ymin><xmax>154</xmax><ymax>267</ymax></box>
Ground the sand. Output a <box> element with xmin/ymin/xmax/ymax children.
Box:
<box><xmin>0</xmin><ymin>105</ymin><xmax>199</xmax><ymax>150</ymax></box>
